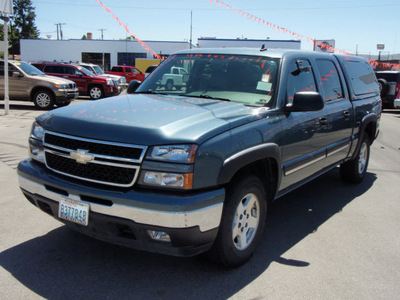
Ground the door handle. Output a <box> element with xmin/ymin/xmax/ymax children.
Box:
<box><xmin>319</xmin><ymin>117</ymin><xmax>328</xmax><ymax>126</ymax></box>
<box><xmin>343</xmin><ymin>111</ymin><xmax>351</xmax><ymax>119</ymax></box>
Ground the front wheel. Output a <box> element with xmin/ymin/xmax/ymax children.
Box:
<box><xmin>33</xmin><ymin>89</ymin><xmax>55</xmax><ymax>110</ymax></box>
<box><xmin>340</xmin><ymin>134</ymin><xmax>370</xmax><ymax>183</ymax></box>
<box><xmin>207</xmin><ymin>175</ymin><xmax>267</xmax><ymax>267</ymax></box>
<box><xmin>89</xmin><ymin>86</ymin><xmax>103</xmax><ymax>100</ymax></box>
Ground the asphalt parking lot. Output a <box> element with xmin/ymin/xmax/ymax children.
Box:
<box><xmin>1</xmin><ymin>99</ymin><xmax>400</xmax><ymax>300</ymax></box>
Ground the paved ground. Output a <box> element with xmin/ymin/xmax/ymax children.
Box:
<box><xmin>0</xmin><ymin>100</ymin><xmax>399</xmax><ymax>300</ymax></box>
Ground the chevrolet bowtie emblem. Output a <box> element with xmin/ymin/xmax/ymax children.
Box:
<box><xmin>69</xmin><ymin>149</ymin><xmax>94</xmax><ymax>164</ymax></box>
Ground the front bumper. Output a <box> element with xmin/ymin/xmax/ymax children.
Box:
<box><xmin>17</xmin><ymin>159</ymin><xmax>224</xmax><ymax>256</ymax></box>
<box><xmin>54</xmin><ymin>90</ymin><xmax>79</xmax><ymax>102</ymax></box>
<box><xmin>104</xmin><ymin>85</ymin><xmax>120</xmax><ymax>97</ymax></box>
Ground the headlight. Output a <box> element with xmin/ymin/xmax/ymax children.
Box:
<box><xmin>55</xmin><ymin>84</ymin><xmax>68</xmax><ymax>89</ymax></box>
<box><xmin>30</xmin><ymin>122</ymin><xmax>45</xmax><ymax>141</ymax></box>
<box><xmin>29</xmin><ymin>122</ymin><xmax>45</xmax><ymax>163</ymax></box>
<box><xmin>147</xmin><ymin>144</ymin><xmax>197</xmax><ymax>163</ymax></box>
<box><xmin>106</xmin><ymin>79</ymin><xmax>114</xmax><ymax>86</ymax></box>
<box><xmin>139</xmin><ymin>171</ymin><xmax>193</xmax><ymax>189</ymax></box>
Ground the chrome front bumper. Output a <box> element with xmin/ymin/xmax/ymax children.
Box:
<box><xmin>18</xmin><ymin>174</ymin><xmax>224</xmax><ymax>233</ymax></box>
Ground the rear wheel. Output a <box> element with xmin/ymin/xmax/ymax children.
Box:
<box><xmin>340</xmin><ymin>134</ymin><xmax>370</xmax><ymax>183</ymax></box>
<box><xmin>378</xmin><ymin>79</ymin><xmax>388</xmax><ymax>97</ymax></box>
<box><xmin>89</xmin><ymin>85</ymin><xmax>103</xmax><ymax>100</ymax></box>
<box><xmin>33</xmin><ymin>89</ymin><xmax>54</xmax><ymax>110</ymax></box>
<box><xmin>207</xmin><ymin>175</ymin><xmax>267</xmax><ymax>267</ymax></box>
<box><xmin>165</xmin><ymin>80</ymin><xmax>174</xmax><ymax>91</ymax></box>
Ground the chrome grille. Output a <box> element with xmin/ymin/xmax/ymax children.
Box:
<box><xmin>43</xmin><ymin>131</ymin><xmax>147</xmax><ymax>187</ymax></box>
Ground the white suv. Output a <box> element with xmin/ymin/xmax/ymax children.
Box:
<box><xmin>79</xmin><ymin>63</ymin><xmax>127</xmax><ymax>92</ymax></box>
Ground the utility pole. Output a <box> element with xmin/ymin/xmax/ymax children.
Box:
<box><xmin>55</xmin><ymin>23</ymin><xmax>66</xmax><ymax>40</ymax></box>
<box><xmin>98</xmin><ymin>28</ymin><xmax>106</xmax><ymax>40</ymax></box>
<box><xmin>189</xmin><ymin>11</ymin><xmax>193</xmax><ymax>49</ymax></box>
<box><xmin>1</xmin><ymin>14</ymin><xmax>10</xmax><ymax>115</ymax></box>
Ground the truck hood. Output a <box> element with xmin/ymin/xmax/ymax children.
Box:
<box><xmin>37</xmin><ymin>94</ymin><xmax>267</xmax><ymax>145</ymax></box>
<box><xmin>98</xmin><ymin>73</ymin><xmax>123</xmax><ymax>81</ymax></box>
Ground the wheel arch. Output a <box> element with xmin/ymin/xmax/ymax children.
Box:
<box><xmin>30</xmin><ymin>87</ymin><xmax>55</xmax><ymax>102</ymax></box>
<box><xmin>88</xmin><ymin>83</ymin><xmax>104</xmax><ymax>92</ymax></box>
<box><xmin>217</xmin><ymin>143</ymin><xmax>281</xmax><ymax>203</ymax></box>
<box><xmin>351</xmin><ymin>113</ymin><xmax>377</xmax><ymax>160</ymax></box>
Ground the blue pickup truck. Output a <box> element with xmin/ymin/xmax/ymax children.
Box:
<box><xmin>18</xmin><ymin>48</ymin><xmax>381</xmax><ymax>267</ymax></box>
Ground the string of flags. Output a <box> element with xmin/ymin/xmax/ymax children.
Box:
<box><xmin>208</xmin><ymin>0</ymin><xmax>399</xmax><ymax>70</ymax></box>
<box><xmin>94</xmin><ymin>0</ymin><xmax>161</xmax><ymax>59</ymax></box>
<box><xmin>94</xmin><ymin>0</ymin><xmax>399</xmax><ymax>70</ymax></box>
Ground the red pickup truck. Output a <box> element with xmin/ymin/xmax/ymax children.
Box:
<box><xmin>32</xmin><ymin>62</ymin><xmax>119</xmax><ymax>99</ymax></box>
<box><xmin>106</xmin><ymin>65</ymin><xmax>145</xmax><ymax>83</ymax></box>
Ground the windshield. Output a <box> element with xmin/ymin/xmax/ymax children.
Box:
<box><xmin>137</xmin><ymin>53</ymin><xmax>280</xmax><ymax>107</ymax></box>
<box><xmin>17</xmin><ymin>62</ymin><xmax>44</xmax><ymax>75</ymax></box>
<box><xmin>93</xmin><ymin>65</ymin><xmax>104</xmax><ymax>74</ymax></box>
<box><xmin>77</xmin><ymin>66</ymin><xmax>96</xmax><ymax>76</ymax></box>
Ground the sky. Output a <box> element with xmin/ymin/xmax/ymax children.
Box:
<box><xmin>30</xmin><ymin>0</ymin><xmax>400</xmax><ymax>58</ymax></box>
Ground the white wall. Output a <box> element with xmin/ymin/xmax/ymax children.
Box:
<box><xmin>20</xmin><ymin>38</ymin><xmax>300</xmax><ymax>66</ymax></box>
<box><xmin>20</xmin><ymin>39</ymin><xmax>191</xmax><ymax>66</ymax></box>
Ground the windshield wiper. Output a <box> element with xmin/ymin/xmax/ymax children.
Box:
<box><xmin>135</xmin><ymin>90</ymin><xmax>169</xmax><ymax>95</ymax></box>
<box><xmin>179</xmin><ymin>94</ymin><xmax>231</xmax><ymax>102</ymax></box>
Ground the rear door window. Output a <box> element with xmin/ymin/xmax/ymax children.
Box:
<box><xmin>44</xmin><ymin>65</ymin><xmax>65</xmax><ymax>74</ymax></box>
<box><xmin>111</xmin><ymin>67</ymin><xmax>123</xmax><ymax>72</ymax></box>
<box><xmin>316</xmin><ymin>59</ymin><xmax>344</xmax><ymax>102</ymax></box>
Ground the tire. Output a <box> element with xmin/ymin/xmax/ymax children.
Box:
<box><xmin>378</xmin><ymin>79</ymin><xmax>388</xmax><ymax>97</ymax></box>
<box><xmin>33</xmin><ymin>89</ymin><xmax>55</xmax><ymax>110</ymax></box>
<box><xmin>207</xmin><ymin>175</ymin><xmax>267</xmax><ymax>267</ymax></box>
<box><xmin>340</xmin><ymin>134</ymin><xmax>370</xmax><ymax>183</ymax></box>
<box><xmin>89</xmin><ymin>85</ymin><xmax>103</xmax><ymax>100</ymax></box>
<box><xmin>165</xmin><ymin>80</ymin><xmax>174</xmax><ymax>91</ymax></box>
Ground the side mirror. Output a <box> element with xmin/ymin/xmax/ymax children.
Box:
<box><xmin>127</xmin><ymin>80</ymin><xmax>141</xmax><ymax>94</ymax></box>
<box><xmin>12</xmin><ymin>71</ymin><xmax>23</xmax><ymax>77</ymax></box>
<box><xmin>286</xmin><ymin>92</ymin><xmax>324</xmax><ymax>112</ymax></box>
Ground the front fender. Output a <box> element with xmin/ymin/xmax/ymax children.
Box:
<box><xmin>217</xmin><ymin>143</ymin><xmax>281</xmax><ymax>185</ymax></box>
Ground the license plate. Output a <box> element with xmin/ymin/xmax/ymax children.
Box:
<box><xmin>58</xmin><ymin>199</ymin><xmax>89</xmax><ymax>226</ymax></box>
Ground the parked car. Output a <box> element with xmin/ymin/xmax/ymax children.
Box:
<box><xmin>0</xmin><ymin>60</ymin><xmax>78</xmax><ymax>109</ymax></box>
<box><xmin>31</xmin><ymin>62</ymin><xmax>119</xmax><ymax>100</ymax></box>
<box><xmin>375</xmin><ymin>71</ymin><xmax>400</xmax><ymax>108</ymax></box>
<box><xmin>158</xmin><ymin>66</ymin><xmax>188</xmax><ymax>90</ymax></box>
<box><xmin>394</xmin><ymin>91</ymin><xmax>400</xmax><ymax>108</ymax></box>
<box><xmin>18</xmin><ymin>48</ymin><xmax>381</xmax><ymax>267</ymax></box>
<box><xmin>106</xmin><ymin>65</ymin><xmax>145</xmax><ymax>83</ymax></box>
<box><xmin>78</xmin><ymin>62</ymin><xmax>127</xmax><ymax>92</ymax></box>
<box><xmin>145</xmin><ymin>65</ymin><xmax>158</xmax><ymax>78</ymax></box>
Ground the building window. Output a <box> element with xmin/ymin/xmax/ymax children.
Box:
<box><xmin>117</xmin><ymin>52</ymin><xmax>146</xmax><ymax>66</ymax></box>
<box><xmin>82</xmin><ymin>53</ymin><xmax>111</xmax><ymax>71</ymax></box>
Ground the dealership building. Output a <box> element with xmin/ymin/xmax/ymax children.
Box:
<box><xmin>20</xmin><ymin>38</ymin><xmax>301</xmax><ymax>71</ymax></box>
